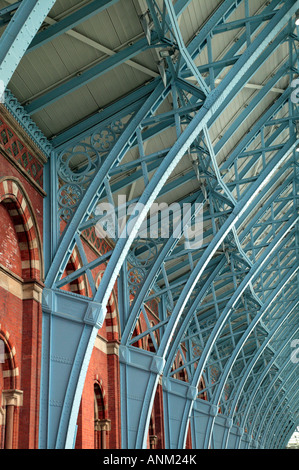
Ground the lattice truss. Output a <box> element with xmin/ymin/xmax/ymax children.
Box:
<box><xmin>1</xmin><ymin>0</ymin><xmax>299</xmax><ymax>450</ymax></box>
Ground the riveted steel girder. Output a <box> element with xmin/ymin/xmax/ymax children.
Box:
<box><xmin>37</xmin><ymin>0</ymin><xmax>299</xmax><ymax>449</ymax></box>
<box><xmin>0</xmin><ymin>0</ymin><xmax>56</xmax><ymax>88</ymax></box>
<box><xmin>26</xmin><ymin>0</ymin><xmax>120</xmax><ymax>53</ymax></box>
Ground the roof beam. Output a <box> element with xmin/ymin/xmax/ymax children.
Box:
<box><xmin>172</xmin><ymin>0</ymin><xmax>194</xmax><ymax>17</ymax></box>
<box><xmin>25</xmin><ymin>33</ymin><xmax>160</xmax><ymax>115</ymax></box>
<box><xmin>0</xmin><ymin>1</ymin><xmax>21</xmax><ymax>27</ymax></box>
<box><xmin>1</xmin><ymin>0</ymin><xmax>160</xmax><ymax>95</ymax></box>
<box><xmin>182</xmin><ymin>0</ymin><xmax>243</xmax><ymax>64</ymax></box>
<box><xmin>214</xmin><ymin>61</ymin><xmax>290</xmax><ymax>157</ymax></box>
<box><xmin>164</xmin><ymin>0</ymin><xmax>210</xmax><ymax>95</ymax></box>
<box><xmin>22</xmin><ymin>0</ymin><xmax>253</xmax><ymax>116</ymax></box>
<box><xmin>51</xmin><ymin>78</ymin><xmax>161</xmax><ymax>148</ymax></box>
<box><xmin>2</xmin><ymin>0</ymin><xmax>158</xmax><ymax>87</ymax></box>
<box><xmin>213</xmin><ymin>10</ymin><xmax>276</xmax><ymax>34</ymax></box>
<box><xmin>26</xmin><ymin>0</ymin><xmax>120</xmax><ymax>53</ymax></box>
<box><xmin>220</xmin><ymin>87</ymin><xmax>291</xmax><ymax>171</ymax></box>
<box><xmin>183</xmin><ymin>0</ymin><xmax>281</xmax><ymax>76</ymax></box>
<box><xmin>0</xmin><ymin>0</ymin><xmax>56</xmax><ymax>89</ymax></box>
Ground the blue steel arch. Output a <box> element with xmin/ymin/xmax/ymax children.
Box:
<box><xmin>233</xmin><ymin>324</ymin><xmax>299</xmax><ymax>448</ymax></box>
<box><xmin>0</xmin><ymin>0</ymin><xmax>299</xmax><ymax>450</ymax></box>
<box><xmin>249</xmin><ymin>357</ymin><xmax>299</xmax><ymax>448</ymax></box>
<box><xmin>265</xmin><ymin>387</ymin><xmax>299</xmax><ymax>448</ymax></box>
<box><xmin>163</xmin><ymin>214</ymin><xmax>297</xmax><ymax>448</ymax></box>
<box><xmin>256</xmin><ymin>368</ymin><xmax>299</xmax><ymax>445</ymax></box>
<box><xmin>243</xmin><ymin>341</ymin><xmax>299</xmax><ymax>448</ymax></box>
<box><xmin>216</xmin><ymin>276</ymin><xmax>299</xmax><ymax>448</ymax></box>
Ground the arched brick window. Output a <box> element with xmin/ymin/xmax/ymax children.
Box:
<box><xmin>0</xmin><ymin>178</ymin><xmax>42</xmax><ymax>281</ymax></box>
<box><xmin>61</xmin><ymin>247</ymin><xmax>88</xmax><ymax>296</ymax></box>
<box><xmin>94</xmin><ymin>382</ymin><xmax>110</xmax><ymax>449</ymax></box>
<box><xmin>0</xmin><ymin>330</ymin><xmax>22</xmax><ymax>449</ymax></box>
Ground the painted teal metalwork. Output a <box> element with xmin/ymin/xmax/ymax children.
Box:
<box><xmin>2</xmin><ymin>0</ymin><xmax>299</xmax><ymax>449</ymax></box>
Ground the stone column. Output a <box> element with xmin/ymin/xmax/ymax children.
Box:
<box><xmin>0</xmin><ymin>407</ymin><xmax>5</xmax><ymax>448</ymax></box>
<box><xmin>149</xmin><ymin>434</ymin><xmax>158</xmax><ymax>449</ymax></box>
<box><xmin>2</xmin><ymin>390</ymin><xmax>23</xmax><ymax>449</ymax></box>
<box><xmin>95</xmin><ymin>418</ymin><xmax>111</xmax><ymax>449</ymax></box>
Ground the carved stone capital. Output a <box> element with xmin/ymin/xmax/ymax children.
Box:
<box><xmin>95</xmin><ymin>418</ymin><xmax>111</xmax><ymax>432</ymax></box>
<box><xmin>2</xmin><ymin>389</ymin><xmax>23</xmax><ymax>407</ymax></box>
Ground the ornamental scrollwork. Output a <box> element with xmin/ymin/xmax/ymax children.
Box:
<box><xmin>58</xmin><ymin>143</ymin><xmax>101</xmax><ymax>185</ymax></box>
<box><xmin>57</xmin><ymin>118</ymin><xmax>128</xmax><ymax>221</ymax></box>
<box><xmin>127</xmin><ymin>238</ymin><xmax>159</xmax><ymax>296</ymax></box>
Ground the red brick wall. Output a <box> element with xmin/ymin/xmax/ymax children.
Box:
<box><xmin>0</xmin><ymin>112</ymin><xmax>44</xmax><ymax>449</ymax></box>
<box><xmin>75</xmin><ymin>343</ymin><xmax>121</xmax><ymax>449</ymax></box>
<box><xmin>0</xmin><ymin>163</ymin><xmax>43</xmax><ymax>238</ymax></box>
<box><xmin>19</xmin><ymin>297</ymin><xmax>42</xmax><ymax>448</ymax></box>
<box><xmin>0</xmin><ymin>204</ymin><xmax>22</xmax><ymax>277</ymax></box>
